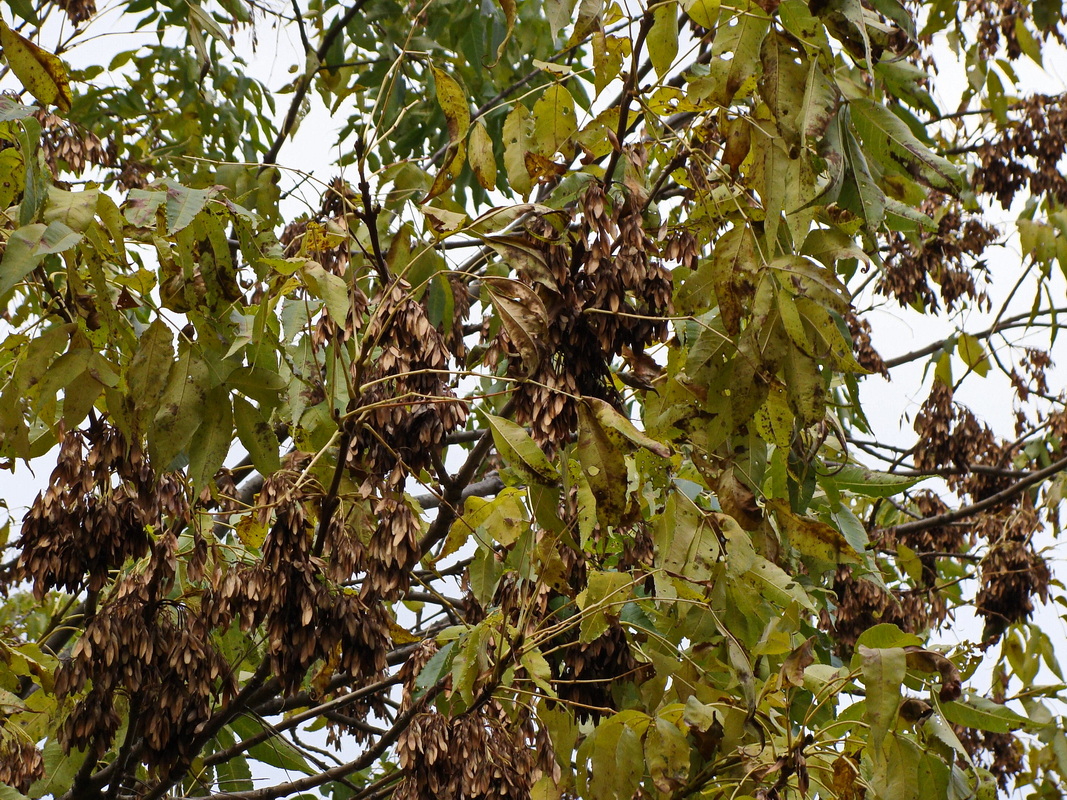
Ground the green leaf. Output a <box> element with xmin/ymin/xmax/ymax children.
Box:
<box><xmin>940</xmin><ymin>695</ymin><xmax>1029</xmax><ymax>733</ymax></box>
<box><xmin>164</xmin><ymin>182</ymin><xmax>213</xmax><ymax>233</ymax></box>
<box><xmin>233</xmin><ymin>395</ymin><xmax>280</xmax><ymax>476</ymax></box>
<box><xmin>0</xmin><ymin>222</ymin><xmax>46</xmax><ymax>297</ymax></box>
<box><xmin>855</xmin><ymin>623</ymin><xmax>923</xmax><ymax>650</ymax></box>
<box><xmin>127</xmin><ymin>319</ymin><xmax>175</xmax><ymax>432</ymax></box>
<box><xmin>0</xmin><ymin>95</ymin><xmax>35</xmax><ymax>121</ymax></box>
<box><xmin>648</xmin><ymin>1</ymin><xmax>679</xmax><ymax>80</ymax></box>
<box><xmin>44</xmin><ymin>186</ymin><xmax>98</xmax><ymax>232</ymax></box>
<box><xmin>577</xmin><ymin>571</ymin><xmax>632</xmax><ymax>642</ymax></box>
<box><xmin>469</xmin><ymin>544</ymin><xmax>504</xmax><ymax>607</ymax></box>
<box><xmin>859</xmin><ymin>645</ymin><xmax>907</xmax><ymax>750</ymax></box>
<box><xmin>188</xmin><ymin>385</ymin><xmax>234</xmax><ymax>491</ymax></box>
<box><xmin>151</xmin><ymin>347</ymin><xmax>213</xmax><ymax>469</ymax></box>
<box><xmin>301</xmin><ymin>262</ymin><xmax>349</xmax><ymax>323</ymax></box>
<box><xmin>414</xmin><ymin>641</ymin><xmax>455</xmax><ymax>697</ymax></box>
<box><xmin>831</xmin><ymin>464</ymin><xmax>921</xmax><ymax>497</ymax></box>
<box><xmin>228</xmin><ymin>715</ymin><xmax>315</xmax><ymax>774</ymax></box>
<box><xmin>37</xmin><ymin>220</ymin><xmax>81</xmax><ymax>255</ymax></box>
<box><xmin>545</xmin><ymin>0</ymin><xmax>578</xmax><ymax>39</ymax></box>
<box><xmin>483</xmin><ymin>413</ymin><xmax>558</xmax><ymax>484</ymax></box>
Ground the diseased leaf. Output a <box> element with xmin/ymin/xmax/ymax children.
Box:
<box><xmin>484</xmin><ymin>276</ymin><xmax>549</xmax><ymax>374</ymax></box>
<box><xmin>531</xmin><ymin>85</ymin><xmax>577</xmax><ymax>161</ymax></box>
<box><xmin>503</xmin><ymin>104</ymin><xmax>535</xmax><ymax>197</ymax></box>
<box><xmin>709</xmin><ymin>224</ymin><xmax>759</xmax><ymax>336</ymax></box>
<box><xmin>771</xmin><ymin>499</ymin><xmax>862</xmax><ymax>565</ymax></box>
<box><xmin>425</xmin><ymin>66</ymin><xmax>470</xmax><ymax>203</ymax></box>
<box><xmin>151</xmin><ymin>346</ymin><xmax>213</xmax><ymax>470</ymax></box>
<box><xmin>164</xmin><ymin>182</ymin><xmax>213</xmax><ymax>234</ymax></box>
<box><xmin>583</xmin><ymin>397</ymin><xmax>670</xmax><ymax>457</ymax></box>
<box><xmin>0</xmin><ymin>19</ymin><xmax>71</xmax><ymax>112</ymax></box>
<box><xmin>577</xmin><ymin>400</ymin><xmax>629</xmax><ymax>527</ymax></box>
<box><xmin>43</xmin><ymin>187</ymin><xmax>98</xmax><ymax>232</ymax></box>
<box><xmin>851</xmin><ymin>98</ymin><xmax>965</xmax><ymax>195</ymax></box>
<box><xmin>188</xmin><ymin>385</ymin><xmax>233</xmax><ymax>491</ymax></box>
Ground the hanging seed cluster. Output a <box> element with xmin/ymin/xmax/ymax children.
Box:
<box><xmin>207</xmin><ymin>472</ymin><xmax>391</xmax><ymax>693</ymax></box>
<box><xmin>396</xmin><ymin>643</ymin><xmax>538</xmax><ymax>800</ymax></box>
<box><xmin>13</xmin><ymin>421</ymin><xmax>182</xmax><ymax>599</ymax></box>
<box><xmin>879</xmin><ymin>194</ymin><xmax>995</xmax><ymax>314</ymax></box>
<box><xmin>974</xmin><ymin>498</ymin><xmax>1050</xmax><ymax>642</ymax></box>
<box><xmin>0</xmin><ymin>737</ymin><xmax>43</xmax><ymax>794</ymax></box>
<box><xmin>487</xmin><ymin>182</ymin><xmax>672</xmax><ymax>446</ymax></box>
<box><xmin>395</xmin><ymin>711</ymin><xmax>537</xmax><ymax>800</ymax></box>
<box><xmin>55</xmin><ymin>531</ymin><xmax>234</xmax><ymax>766</ymax></box>
<box><xmin>350</xmin><ymin>278</ymin><xmax>467</xmax><ymax>484</ymax></box>
<box><xmin>34</xmin><ymin>111</ymin><xmax>111</xmax><ymax>175</ymax></box>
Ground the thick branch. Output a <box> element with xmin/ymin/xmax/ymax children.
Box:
<box><xmin>881</xmin><ymin>308</ymin><xmax>1067</xmax><ymax>370</ymax></box>
<box><xmin>185</xmin><ymin>688</ymin><xmax>439</xmax><ymax>800</ymax></box>
<box><xmin>888</xmin><ymin>454</ymin><xmax>1067</xmax><ymax>536</ymax></box>
<box><xmin>413</xmin><ymin>472</ymin><xmax>505</xmax><ymax>510</ymax></box>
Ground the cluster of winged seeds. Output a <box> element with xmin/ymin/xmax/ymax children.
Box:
<box><xmin>396</xmin><ymin>643</ymin><xmax>539</xmax><ymax>800</ymax></box>
<box><xmin>488</xmin><ymin>182</ymin><xmax>671</xmax><ymax>446</ymax></box>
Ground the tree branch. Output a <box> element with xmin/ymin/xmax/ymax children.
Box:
<box><xmin>262</xmin><ymin>0</ymin><xmax>372</xmax><ymax>167</ymax></box>
<box><xmin>888</xmin><ymin>454</ymin><xmax>1067</xmax><ymax>536</ymax></box>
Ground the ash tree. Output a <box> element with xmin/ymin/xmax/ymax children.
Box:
<box><xmin>1</xmin><ymin>0</ymin><xmax>1067</xmax><ymax>798</ymax></box>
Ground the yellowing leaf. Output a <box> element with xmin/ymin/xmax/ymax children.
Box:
<box><xmin>683</xmin><ymin>0</ymin><xmax>719</xmax><ymax>28</ymax></box>
<box><xmin>468</xmin><ymin>120</ymin><xmax>497</xmax><ymax>191</ymax></box>
<box><xmin>503</xmin><ymin>104</ymin><xmax>535</xmax><ymax>197</ymax></box>
<box><xmin>770</xmin><ymin>499</ymin><xmax>862</xmax><ymax>565</ymax></box>
<box><xmin>483</xmin><ymin>413</ymin><xmax>558</xmax><ymax>484</ymax></box>
<box><xmin>0</xmin><ymin>19</ymin><xmax>71</xmax><ymax>112</ymax></box>
<box><xmin>577</xmin><ymin>401</ymin><xmax>629</xmax><ymax>527</ymax></box>
<box><xmin>582</xmin><ymin>397</ymin><xmax>670</xmax><ymax>457</ymax></box>
<box><xmin>425</xmin><ymin>66</ymin><xmax>470</xmax><ymax>203</ymax></box>
<box><xmin>532</xmin><ymin>85</ymin><xmax>577</xmax><ymax>161</ymax></box>
<box><xmin>235</xmin><ymin>515</ymin><xmax>268</xmax><ymax>549</ymax></box>
<box><xmin>956</xmin><ymin>332</ymin><xmax>990</xmax><ymax>377</ymax></box>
